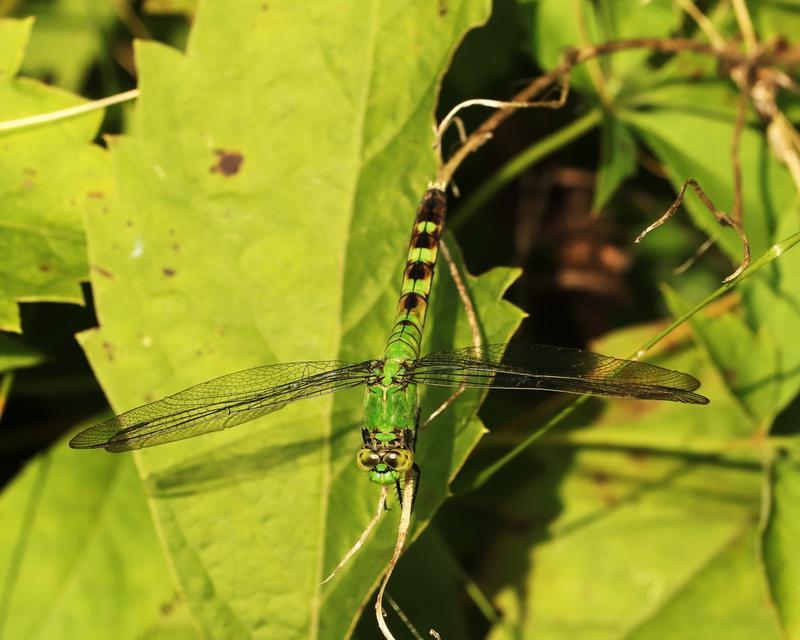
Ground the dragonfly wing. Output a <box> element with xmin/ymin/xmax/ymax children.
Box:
<box><xmin>407</xmin><ymin>343</ymin><xmax>709</xmax><ymax>405</ymax></box>
<box><xmin>70</xmin><ymin>360</ymin><xmax>376</xmax><ymax>452</ymax></box>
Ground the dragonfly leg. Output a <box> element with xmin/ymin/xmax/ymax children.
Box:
<box><xmin>361</xmin><ymin>427</ymin><xmax>371</xmax><ymax>446</ymax></box>
<box><xmin>410</xmin><ymin>463</ymin><xmax>421</xmax><ymax>513</ymax></box>
<box><xmin>394</xmin><ymin>478</ymin><xmax>404</xmax><ymax>507</ymax></box>
<box><xmin>395</xmin><ymin>466</ymin><xmax>421</xmax><ymax>513</ymax></box>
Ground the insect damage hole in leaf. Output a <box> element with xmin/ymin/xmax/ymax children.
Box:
<box><xmin>210</xmin><ymin>149</ymin><xmax>244</xmax><ymax>176</ymax></box>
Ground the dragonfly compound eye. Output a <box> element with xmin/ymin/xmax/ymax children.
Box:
<box><xmin>356</xmin><ymin>448</ymin><xmax>381</xmax><ymax>471</ymax></box>
<box><xmin>383</xmin><ymin>449</ymin><xmax>413</xmax><ymax>472</ymax></box>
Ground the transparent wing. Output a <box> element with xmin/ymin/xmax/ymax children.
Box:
<box><xmin>407</xmin><ymin>343</ymin><xmax>708</xmax><ymax>405</ymax></box>
<box><xmin>70</xmin><ymin>360</ymin><xmax>376</xmax><ymax>452</ymax></box>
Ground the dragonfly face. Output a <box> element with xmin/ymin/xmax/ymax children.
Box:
<box><xmin>356</xmin><ymin>445</ymin><xmax>414</xmax><ymax>485</ymax></box>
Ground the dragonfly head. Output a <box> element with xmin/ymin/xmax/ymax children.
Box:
<box><xmin>356</xmin><ymin>447</ymin><xmax>414</xmax><ymax>485</ymax></box>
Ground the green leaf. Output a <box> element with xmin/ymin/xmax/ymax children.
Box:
<box><xmin>0</xmin><ymin>16</ymin><xmax>31</xmax><ymax>79</ymax></box>
<box><xmin>664</xmin><ymin>285</ymin><xmax>784</xmax><ymax>426</ymax></box>
<box><xmin>0</xmin><ymin>332</ymin><xmax>42</xmax><ymax>373</ymax></box>
<box><xmin>78</xmin><ymin>2</ymin><xmax>525</xmax><ymax>637</ymax></box>
<box><xmin>750</xmin><ymin>0</ymin><xmax>800</xmax><ymax>43</ymax></box>
<box><xmin>483</xmin><ymin>443</ymin><xmax>775</xmax><ymax>639</ymax></box>
<box><xmin>762</xmin><ymin>446</ymin><xmax>800</xmax><ymax>639</ymax></box>
<box><xmin>594</xmin><ymin>0</ymin><xmax>679</xmax><ymax>87</ymax></box>
<box><xmin>528</xmin><ymin>0</ymin><xmax>678</xmax><ymax>100</ymax></box>
<box><xmin>476</xmin><ymin>320</ymin><xmax>779</xmax><ymax>637</ymax></box>
<box><xmin>626</xmin><ymin>525</ymin><xmax>782</xmax><ymax>639</ymax></box>
<box><xmin>0</xmin><ymin>422</ymin><xmax>179</xmax><ymax>639</ymax></box>
<box><xmin>12</xmin><ymin>0</ymin><xmax>117</xmax><ymax>91</ymax></box>
<box><xmin>627</xmin><ymin>99</ymin><xmax>800</xmax><ymax>423</ymax></box>
<box><xmin>0</xmin><ymin>17</ymin><xmax>109</xmax><ymax>332</ymax></box>
<box><xmin>593</xmin><ymin>114</ymin><xmax>637</xmax><ymax>212</ymax></box>
<box><xmin>528</xmin><ymin>0</ymin><xmax>600</xmax><ymax>93</ymax></box>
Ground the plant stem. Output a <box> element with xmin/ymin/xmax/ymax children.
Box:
<box><xmin>0</xmin><ymin>89</ymin><xmax>140</xmax><ymax>135</ymax></box>
<box><xmin>450</xmin><ymin>108</ymin><xmax>602</xmax><ymax>231</ymax></box>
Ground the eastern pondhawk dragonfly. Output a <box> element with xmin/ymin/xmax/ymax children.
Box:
<box><xmin>71</xmin><ymin>187</ymin><xmax>708</xmax><ymax>502</ymax></box>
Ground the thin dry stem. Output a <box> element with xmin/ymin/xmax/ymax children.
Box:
<box><xmin>673</xmin><ymin>235</ymin><xmax>718</xmax><ymax>276</ymax></box>
<box><xmin>730</xmin><ymin>69</ymin><xmax>752</xmax><ymax>225</ymax></box>
<box><xmin>731</xmin><ymin>0</ymin><xmax>758</xmax><ymax>53</ymax></box>
<box><xmin>0</xmin><ymin>89</ymin><xmax>140</xmax><ymax>134</ymax></box>
<box><xmin>635</xmin><ymin>179</ymin><xmax>751</xmax><ymax>281</ymax></box>
<box><xmin>674</xmin><ymin>0</ymin><xmax>727</xmax><ymax>49</ymax></box>
<box><xmin>375</xmin><ymin>472</ymin><xmax>416</xmax><ymax>640</ymax></box>
<box><xmin>320</xmin><ymin>486</ymin><xmax>388</xmax><ymax>584</ymax></box>
<box><xmin>385</xmin><ymin>595</ymin><xmax>424</xmax><ymax>640</ymax></box>
<box><xmin>422</xmin><ymin>240</ymin><xmax>482</xmax><ymax>429</ymax></box>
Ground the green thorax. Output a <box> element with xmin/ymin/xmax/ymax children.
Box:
<box><xmin>364</xmin><ymin>359</ymin><xmax>418</xmax><ymax>438</ymax></box>
<box><xmin>383</xmin><ymin>187</ymin><xmax>447</xmax><ymax>362</ymax></box>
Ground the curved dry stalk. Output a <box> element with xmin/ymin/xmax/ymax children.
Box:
<box><xmin>635</xmin><ymin>178</ymin><xmax>751</xmax><ymax>282</ymax></box>
<box><xmin>421</xmin><ymin>239</ymin><xmax>483</xmax><ymax>429</ymax></box>
<box><xmin>375</xmin><ymin>471</ymin><xmax>416</xmax><ymax>640</ymax></box>
<box><xmin>435</xmin><ymin>77</ymin><xmax>571</xmax><ymax>187</ymax></box>
<box><xmin>436</xmin><ymin>75</ymin><xmax>570</xmax><ymax>152</ymax></box>
<box><xmin>730</xmin><ymin>65</ymin><xmax>753</xmax><ymax>226</ymax></box>
<box><xmin>320</xmin><ymin>486</ymin><xmax>388</xmax><ymax>584</ymax></box>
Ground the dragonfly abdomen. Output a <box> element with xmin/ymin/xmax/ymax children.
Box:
<box><xmin>384</xmin><ymin>187</ymin><xmax>447</xmax><ymax>361</ymax></box>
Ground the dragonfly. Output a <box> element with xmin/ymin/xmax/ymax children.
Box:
<box><xmin>70</xmin><ymin>187</ymin><xmax>709</xmax><ymax>504</ymax></box>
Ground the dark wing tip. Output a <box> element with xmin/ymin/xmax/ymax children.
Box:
<box><xmin>69</xmin><ymin>419</ymin><xmax>126</xmax><ymax>451</ymax></box>
<box><xmin>684</xmin><ymin>391</ymin><xmax>710</xmax><ymax>405</ymax></box>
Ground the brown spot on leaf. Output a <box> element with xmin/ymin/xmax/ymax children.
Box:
<box><xmin>162</xmin><ymin>267</ymin><xmax>176</xmax><ymax>277</ymax></box>
<box><xmin>87</xmin><ymin>191</ymin><xmax>105</xmax><ymax>199</ymax></box>
<box><xmin>92</xmin><ymin>265</ymin><xmax>114</xmax><ymax>279</ymax></box>
<box><xmin>38</xmin><ymin>264</ymin><xmax>51</xmax><ymax>273</ymax></box>
<box><xmin>125</xmin><ymin>220</ymin><xmax>134</xmax><ymax>227</ymax></box>
<box><xmin>23</xmin><ymin>167</ymin><xmax>36</xmax><ymax>176</ymax></box>
<box><xmin>438</xmin><ymin>0</ymin><xmax>447</xmax><ymax>15</ymax></box>
<box><xmin>102</xmin><ymin>341</ymin><xmax>114</xmax><ymax>362</ymax></box>
<box><xmin>172</xmin><ymin>243</ymin><xmax>180</xmax><ymax>251</ymax></box>
<box><xmin>211</xmin><ymin>150</ymin><xmax>244</xmax><ymax>176</ymax></box>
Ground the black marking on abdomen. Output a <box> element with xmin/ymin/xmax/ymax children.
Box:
<box><xmin>385</xmin><ymin>187</ymin><xmax>447</xmax><ymax>359</ymax></box>
<box><xmin>401</xmin><ymin>292</ymin><xmax>427</xmax><ymax>311</ymax></box>
<box><xmin>413</xmin><ymin>231</ymin><xmax>439</xmax><ymax>249</ymax></box>
<box><xmin>405</xmin><ymin>262</ymin><xmax>433</xmax><ymax>281</ymax></box>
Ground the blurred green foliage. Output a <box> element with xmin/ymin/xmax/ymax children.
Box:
<box><xmin>1</xmin><ymin>1</ymin><xmax>799</xmax><ymax>639</ymax></box>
